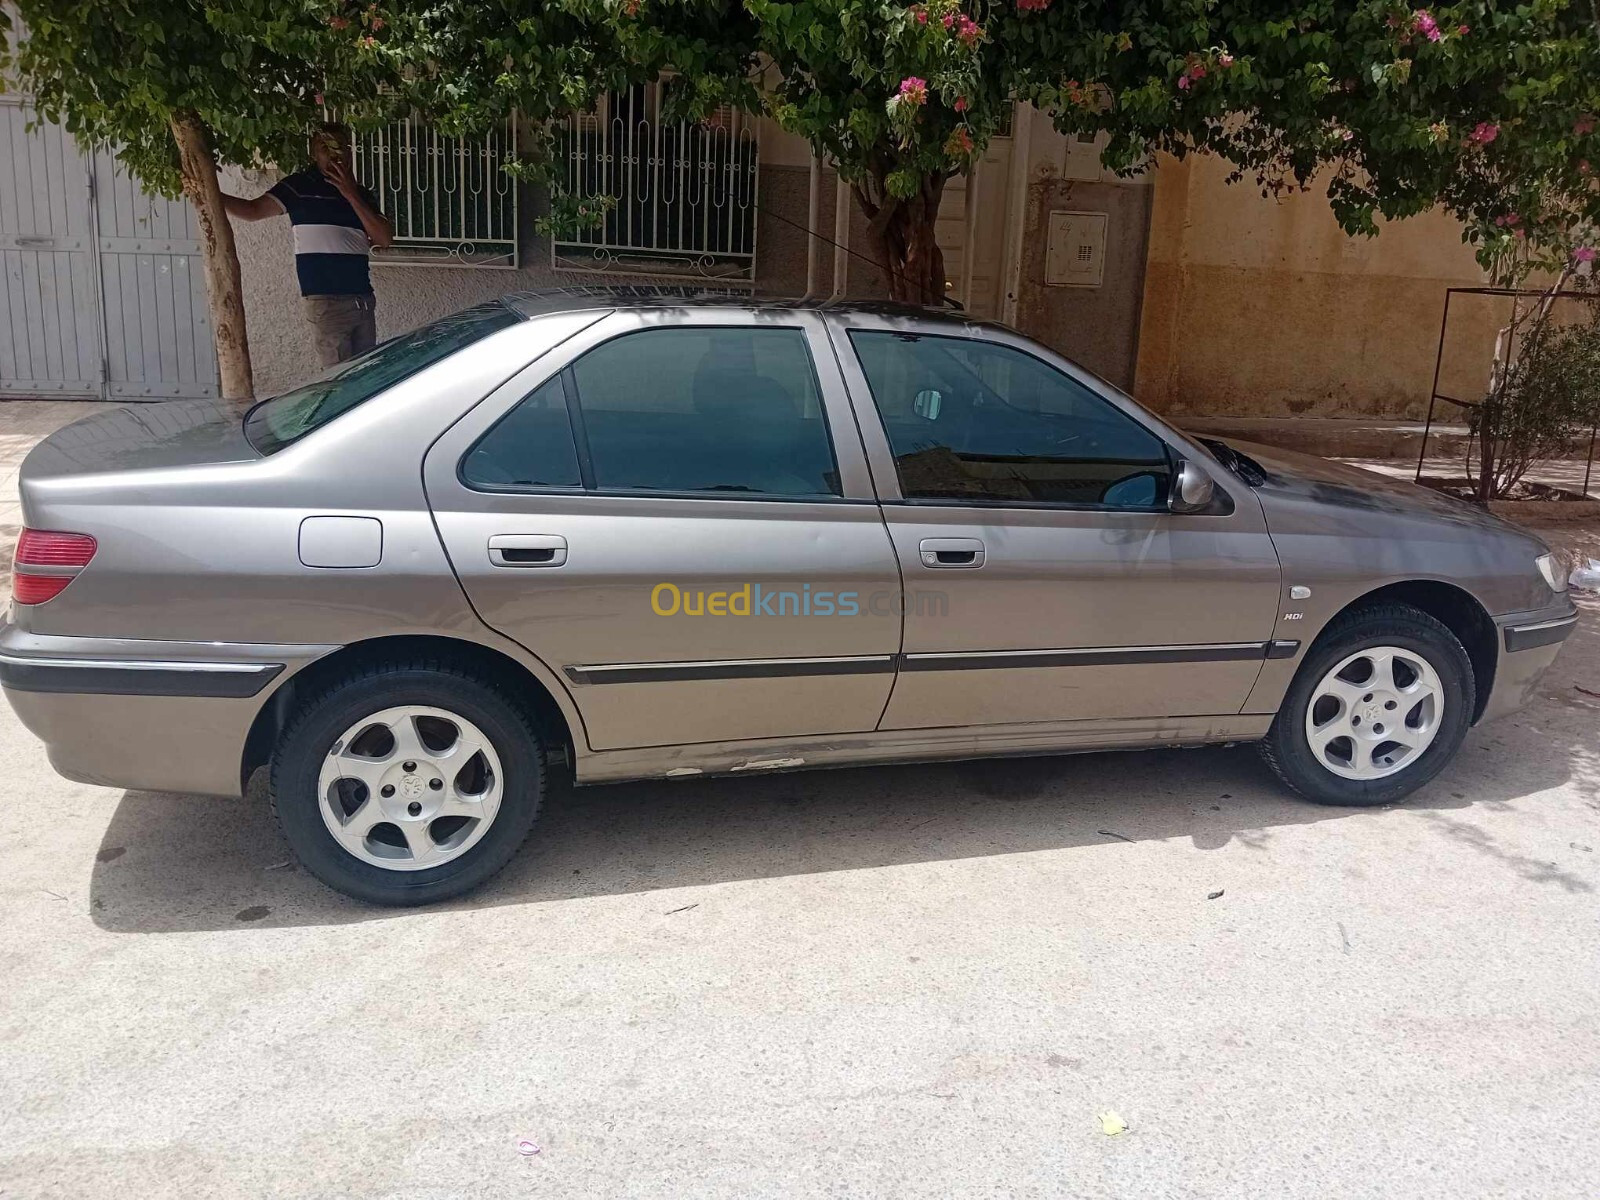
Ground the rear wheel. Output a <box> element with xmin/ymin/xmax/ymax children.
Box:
<box><xmin>270</xmin><ymin>661</ymin><xmax>544</xmax><ymax>905</ymax></box>
<box><xmin>1260</xmin><ymin>604</ymin><xmax>1475</xmax><ymax>807</ymax></box>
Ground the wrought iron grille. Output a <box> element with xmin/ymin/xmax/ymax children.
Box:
<box><xmin>353</xmin><ymin>115</ymin><xmax>518</xmax><ymax>268</ymax></box>
<box><xmin>551</xmin><ymin>84</ymin><xmax>759</xmax><ymax>282</ymax></box>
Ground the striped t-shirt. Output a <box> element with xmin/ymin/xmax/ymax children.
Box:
<box><xmin>268</xmin><ymin>168</ymin><xmax>380</xmax><ymax>297</ymax></box>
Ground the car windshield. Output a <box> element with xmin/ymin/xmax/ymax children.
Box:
<box><xmin>243</xmin><ymin>302</ymin><xmax>521</xmax><ymax>455</ymax></box>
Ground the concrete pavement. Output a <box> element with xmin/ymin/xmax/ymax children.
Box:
<box><xmin>0</xmin><ymin>400</ymin><xmax>1598</xmax><ymax>1197</ymax></box>
<box><xmin>0</xmin><ymin>595</ymin><xmax>1596</xmax><ymax>1197</ymax></box>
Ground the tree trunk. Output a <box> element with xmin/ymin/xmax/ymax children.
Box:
<box><xmin>169</xmin><ymin>111</ymin><xmax>254</xmax><ymax>401</ymax></box>
<box><xmin>853</xmin><ymin>172</ymin><xmax>949</xmax><ymax>306</ymax></box>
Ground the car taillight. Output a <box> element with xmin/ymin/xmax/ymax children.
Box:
<box><xmin>12</xmin><ymin>529</ymin><xmax>97</xmax><ymax>605</ymax></box>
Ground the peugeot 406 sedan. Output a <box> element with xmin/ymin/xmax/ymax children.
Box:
<box><xmin>0</xmin><ymin>288</ymin><xmax>1579</xmax><ymax>904</ymax></box>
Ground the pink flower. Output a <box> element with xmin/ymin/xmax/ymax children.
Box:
<box><xmin>915</xmin><ymin>8</ymin><xmax>927</xmax><ymax>22</ymax></box>
<box><xmin>1177</xmin><ymin>75</ymin><xmax>1191</xmax><ymax>90</ymax></box>
<box><xmin>329</xmin><ymin>14</ymin><xmax>349</xmax><ymax>29</ymax></box>
<box><xmin>1580</xmin><ymin>160</ymin><xmax>1593</xmax><ymax>175</ymax></box>
<box><xmin>1189</xmin><ymin>64</ymin><xmax>1207</xmax><ymax>79</ymax></box>
<box><xmin>898</xmin><ymin>76</ymin><xmax>928</xmax><ymax>106</ymax></box>
<box><xmin>1016</xmin><ymin>0</ymin><xmax>1051</xmax><ymax>12</ymax></box>
<box><xmin>954</xmin><ymin>95</ymin><xmax>968</xmax><ymax>112</ymax></box>
<box><xmin>1576</xmin><ymin>115</ymin><xmax>1596</xmax><ymax>136</ymax></box>
<box><xmin>941</xmin><ymin>11</ymin><xmax>954</xmax><ymax>27</ymax></box>
<box><xmin>1468</xmin><ymin>121</ymin><xmax>1499</xmax><ymax>145</ymax></box>
<box><xmin>314</xmin><ymin>92</ymin><xmax>325</xmax><ymax>105</ymax></box>
<box><xmin>1456</xmin><ymin>24</ymin><xmax>1469</xmax><ymax>34</ymax></box>
<box><xmin>1413</xmin><ymin>10</ymin><xmax>1441</xmax><ymax>41</ymax></box>
<box><xmin>954</xmin><ymin>14</ymin><xmax>980</xmax><ymax>44</ymax></box>
<box><xmin>1573</xmin><ymin>246</ymin><xmax>1597</xmax><ymax>263</ymax></box>
<box><xmin>370</xmin><ymin>16</ymin><xmax>385</xmax><ymax>29</ymax></box>
<box><xmin>1218</xmin><ymin>52</ymin><xmax>1234</xmax><ymax>67</ymax></box>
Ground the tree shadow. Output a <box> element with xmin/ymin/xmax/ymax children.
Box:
<box><xmin>87</xmin><ymin>680</ymin><xmax>1593</xmax><ymax>932</ymax></box>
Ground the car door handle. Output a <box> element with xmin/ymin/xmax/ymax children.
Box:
<box><xmin>488</xmin><ymin>534</ymin><xmax>568</xmax><ymax>568</ymax></box>
<box><xmin>918</xmin><ymin>537</ymin><xmax>985</xmax><ymax>568</ymax></box>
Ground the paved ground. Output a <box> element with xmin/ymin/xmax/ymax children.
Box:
<box><xmin>2</xmin><ymin>400</ymin><xmax>1599</xmax><ymax>1198</ymax></box>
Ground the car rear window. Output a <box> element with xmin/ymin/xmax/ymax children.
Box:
<box><xmin>243</xmin><ymin>302</ymin><xmax>520</xmax><ymax>455</ymax></box>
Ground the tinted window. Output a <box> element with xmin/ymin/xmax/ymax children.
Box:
<box><xmin>462</xmin><ymin>376</ymin><xmax>582</xmax><ymax>488</ymax></box>
<box><xmin>244</xmin><ymin>302</ymin><xmax>520</xmax><ymax>455</ymax></box>
<box><xmin>569</xmin><ymin>327</ymin><xmax>840</xmax><ymax>497</ymax></box>
<box><xmin>849</xmin><ymin>331</ymin><xmax>1170</xmax><ymax>507</ymax></box>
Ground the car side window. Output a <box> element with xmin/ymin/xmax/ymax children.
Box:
<box><xmin>461</xmin><ymin>375</ymin><xmax>583</xmax><ymax>489</ymax></box>
<box><xmin>568</xmin><ymin>326</ymin><xmax>841</xmax><ymax>498</ymax></box>
<box><xmin>848</xmin><ymin>331</ymin><xmax>1172</xmax><ymax>508</ymax></box>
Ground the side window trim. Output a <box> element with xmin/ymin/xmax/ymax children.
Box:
<box><xmin>559</xmin><ymin>365</ymin><xmax>598</xmax><ymax>490</ymax></box>
<box><xmin>834</xmin><ymin>322</ymin><xmax>1180</xmax><ymax>514</ymax></box>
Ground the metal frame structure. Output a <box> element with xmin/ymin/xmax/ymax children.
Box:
<box><xmin>354</xmin><ymin>115</ymin><xmax>519</xmax><ymax>269</ymax></box>
<box><xmin>1418</xmin><ymin>285</ymin><xmax>1598</xmax><ymax>497</ymax></box>
<box><xmin>550</xmin><ymin>83</ymin><xmax>760</xmax><ymax>284</ymax></box>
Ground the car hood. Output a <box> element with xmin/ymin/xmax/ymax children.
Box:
<box><xmin>19</xmin><ymin>399</ymin><xmax>259</xmax><ymax>484</ymax></box>
<box><xmin>1216</xmin><ymin>438</ymin><xmax>1521</xmax><ymax>537</ymax></box>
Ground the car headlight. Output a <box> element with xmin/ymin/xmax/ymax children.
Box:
<box><xmin>1535</xmin><ymin>553</ymin><xmax>1567</xmax><ymax>593</ymax></box>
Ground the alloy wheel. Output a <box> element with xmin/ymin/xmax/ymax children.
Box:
<box><xmin>1303</xmin><ymin>646</ymin><xmax>1445</xmax><ymax>781</ymax></box>
<box><xmin>317</xmin><ymin>704</ymin><xmax>504</xmax><ymax>871</ymax></box>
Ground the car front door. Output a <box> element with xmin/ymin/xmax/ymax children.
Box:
<box><xmin>827</xmin><ymin>313</ymin><xmax>1283</xmax><ymax>731</ymax></box>
<box><xmin>424</xmin><ymin>309</ymin><xmax>902</xmax><ymax>751</ymax></box>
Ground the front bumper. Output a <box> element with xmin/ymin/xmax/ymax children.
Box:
<box><xmin>1480</xmin><ymin>599</ymin><xmax>1580</xmax><ymax>723</ymax></box>
<box><xmin>0</xmin><ymin>623</ymin><xmax>332</xmax><ymax>797</ymax></box>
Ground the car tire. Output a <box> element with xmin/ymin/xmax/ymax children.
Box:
<box><xmin>270</xmin><ymin>659</ymin><xmax>545</xmax><ymax>905</ymax></box>
<box><xmin>1260</xmin><ymin>603</ymin><xmax>1475</xmax><ymax>807</ymax></box>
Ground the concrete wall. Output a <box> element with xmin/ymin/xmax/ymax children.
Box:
<box><xmin>1011</xmin><ymin>111</ymin><xmax>1152</xmax><ymax>387</ymax></box>
<box><xmin>1132</xmin><ymin>152</ymin><xmax>1495</xmax><ymax>420</ymax></box>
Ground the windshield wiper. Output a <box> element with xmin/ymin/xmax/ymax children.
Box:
<box><xmin>1196</xmin><ymin>437</ymin><xmax>1267</xmax><ymax>487</ymax></box>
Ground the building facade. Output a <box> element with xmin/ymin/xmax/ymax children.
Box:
<box><xmin>2</xmin><ymin>93</ymin><xmax>1497</xmax><ymax>420</ymax></box>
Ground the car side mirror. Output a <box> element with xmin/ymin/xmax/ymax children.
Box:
<box><xmin>1169</xmin><ymin>458</ymin><xmax>1216</xmax><ymax>513</ymax></box>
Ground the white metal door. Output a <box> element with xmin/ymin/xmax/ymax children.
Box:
<box><xmin>0</xmin><ymin>99</ymin><xmax>217</xmax><ymax>402</ymax></box>
<box><xmin>91</xmin><ymin>146</ymin><xmax>218</xmax><ymax>399</ymax></box>
<box><xmin>0</xmin><ymin>101</ymin><xmax>102</xmax><ymax>397</ymax></box>
<box><xmin>935</xmin><ymin>132</ymin><xmax>1013</xmax><ymax>320</ymax></box>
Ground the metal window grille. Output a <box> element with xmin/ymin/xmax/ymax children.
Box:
<box><xmin>551</xmin><ymin>83</ymin><xmax>759</xmax><ymax>283</ymax></box>
<box><xmin>353</xmin><ymin>115</ymin><xmax>519</xmax><ymax>268</ymax></box>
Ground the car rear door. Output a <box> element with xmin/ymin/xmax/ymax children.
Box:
<box><xmin>826</xmin><ymin>312</ymin><xmax>1283</xmax><ymax>731</ymax></box>
<box><xmin>423</xmin><ymin>308</ymin><xmax>902</xmax><ymax>751</ymax></box>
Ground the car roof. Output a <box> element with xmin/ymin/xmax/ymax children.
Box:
<box><xmin>497</xmin><ymin>285</ymin><xmax>1004</xmax><ymax>332</ymax></box>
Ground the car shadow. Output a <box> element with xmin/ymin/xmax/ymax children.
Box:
<box><xmin>88</xmin><ymin>664</ymin><xmax>1597</xmax><ymax>933</ymax></box>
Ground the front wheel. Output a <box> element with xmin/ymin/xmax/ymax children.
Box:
<box><xmin>270</xmin><ymin>661</ymin><xmax>545</xmax><ymax>905</ymax></box>
<box><xmin>1260</xmin><ymin>604</ymin><xmax>1475</xmax><ymax>807</ymax></box>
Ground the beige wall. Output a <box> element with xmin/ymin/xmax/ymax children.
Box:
<box><xmin>1132</xmin><ymin>153</ymin><xmax>1495</xmax><ymax>420</ymax></box>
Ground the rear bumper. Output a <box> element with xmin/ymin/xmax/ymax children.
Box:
<box><xmin>0</xmin><ymin>623</ymin><xmax>332</xmax><ymax>797</ymax></box>
<box><xmin>1480</xmin><ymin>600</ymin><xmax>1580</xmax><ymax>723</ymax></box>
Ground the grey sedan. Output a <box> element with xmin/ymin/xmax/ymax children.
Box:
<box><xmin>0</xmin><ymin>288</ymin><xmax>1579</xmax><ymax>904</ymax></box>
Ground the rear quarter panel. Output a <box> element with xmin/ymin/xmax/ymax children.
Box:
<box><xmin>13</xmin><ymin>313</ymin><xmax>604</xmax><ymax>646</ymax></box>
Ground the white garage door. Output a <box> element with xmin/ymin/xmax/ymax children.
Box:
<box><xmin>0</xmin><ymin>99</ymin><xmax>218</xmax><ymax>402</ymax></box>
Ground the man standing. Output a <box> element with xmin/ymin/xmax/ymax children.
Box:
<box><xmin>223</xmin><ymin>123</ymin><xmax>393</xmax><ymax>368</ymax></box>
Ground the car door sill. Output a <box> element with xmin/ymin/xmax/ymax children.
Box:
<box><xmin>575</xmin><ymin>714</ymin><xmax>1273</xmax><ymax>783</ymax></box>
